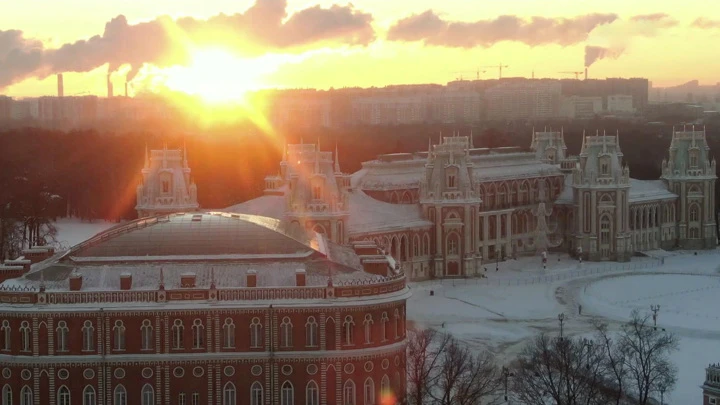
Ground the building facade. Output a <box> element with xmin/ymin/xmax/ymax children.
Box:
<box><xmin>704</xmin><ymin>363</ymin><xmax>720</xmax><ymax>405</ymax></box>
<box><xmin>230</xmin><ymin>128</ymin><xmax>716</xmax><ymax>279</ymax></box>
<box><xmin>0</xmin><ymin>213</ymin><xmax>408</xmax><ymax>405</ymax></box>
<box><xmin>136</xmin><ymin>145</ymin><xmax>199</xmax><ymax>218</ymax></box>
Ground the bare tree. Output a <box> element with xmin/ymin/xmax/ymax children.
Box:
<box><xmin>406</xmin><ymin>328</ymin><xmax>452</xmax><ymax>405</ymax></box>
<box><xmin>592</xmin><ymin>320</ymin><xmax>628</xmax><ymax>405</ymax></box>
<box><xmin>432</xmin><ymin>337</ymin><xmax>502</xmax><ymax>405</ymax></box>
<box><xmin>619</xmin><ymin>310</ymin><xmax>679</xmax><ymax>405</ymax></box>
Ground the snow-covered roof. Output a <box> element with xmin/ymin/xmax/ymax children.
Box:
<box><xmin>348</xmin><ymin>190</ymin><xmax>432</xmax><ymax>235</ymax></box>
<box><xmin>628</xmin><ymin>179</ymin><xmax>677</xmax><ymax>203</ymax></box>
<box><xmin>223</xmin><ymin>194</ymin><xmax>286</xmax><ymax>219</ymax></box>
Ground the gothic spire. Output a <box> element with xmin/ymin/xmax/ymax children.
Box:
<box><xmin>616</xmin><ymin>129</ymin><xmax>620</xmax><ymax>148</ymax></box>
<box><xmin>334</xmin><ymin>143</ymin><xmax>341</xmax><ymax>173</ymax></box>
<box><xmin>159</xmin><ymin>267</ymin><xmax>165</xmax><ymax>290</ymax></box>
<box><xmin>183</xmin><ymin>139</ymin><xmax>188</xmax><ymax>168</ymax></box>
<box><xmin>144</xmin><ymin>143</ymin><xmax>149</xmax><ymax>168</ymax></box>
<box><xmin>209</xmin><ymin>267</ymin><xmax>216</xmax><ymax>289</ymax></box>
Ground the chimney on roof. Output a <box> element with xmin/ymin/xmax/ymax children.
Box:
<box><xmin>69</xmin><ymin>272</ymin><xmax>83</xmax><ymax>291</ymax></box>
<box><xmin>57</xmin><ymin>74</ymin><xmax>64</xmax><ymax>98</ymax></box>
<box><xmin>295</xmin><ymin>269</ymin><xmax>306</xmax><ymax>287</ymax></box>
<box><xmin>247</xmin><ymin>270</ymin><xmax>257</xmax><ymax>287</ymax></box>
<box><xmin>584</xmin><ymin>67</ymin><xmax>588</xmax><ymax>81</ymax></box>
<box><xmin>107</xmin><ymin>74</ymin><xmax>113</xmax><ymax>98</ymax></box>
<box><xmin>120</xmin><ymin>273</ymin><xmax>132</xmax><ymax>290</ymax></box>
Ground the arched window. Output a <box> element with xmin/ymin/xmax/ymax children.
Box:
<box><xmin>113</xmin><ymin>320</ymin><xmax>126</xmax><ymax>351</ymax></box>
<box><xmin>250</xmin><ymin>382</ymin><xmax>263</xmax><ymax>405</ymax></box>
<box><xmin>141</xmin><ymin>384</ymin><xmax>154</xmax><ymax>405</ymax></box>
<box><xmin>600</xmin><ymin>216</ymin><xmax>611</xmax><ymax>245</ymax></box>
<box><xmin>690</xmin><ymin>204</ymin><xmax>700</xmax><ymax>222</ymax></box>
<box><xmin>446</xmin><ymin>233</ymin><xmax>459</xmax><ymax>255</ymax></box>
<box><xmin>114</xmin><ymin>385</ymin><xmax>127</xmax><ymax>405</ymax></box>
<box><xmin>381</xmin><ymin>375</ymin><xmax>390</xmax><ymax>395</ymax></box>
<box><xmin>2</xmin><ymin>385</ymin><xmax>11</xmax><ymax>405</ymax></box>
<box><xmin>412</xmin><ymin>235</ymin><xmax>420</xmax><ymax>257</ymax></box>
<box><xmin>380</xmin><ymin>312</ymin><xmax>389</xmax><ymax>341</ymax></box>
<box><xmin>281</xmin><ymin>381</ymin><xmax>294</xmax><ymax>405</ymax></box>
<box><xmin>364</xmin><ymin>378</ymin><xmax>375</xmax><ymax>405</ymax></box>
<box><xmin>305</xmin><ymin>316</ymin><xmax>318</xmax><ymax>347</ymax></box>
<box><xmin>423</xmin><ymin>234</ymin><xmax>430</xmax><ymax>256</ymax></box>
<box><xmin>20</xmin><ymin>386</ymin><xmax>32</xmax><ymax>405</ymax></box>
<box><xmin>1</xmin><ymin>321</ymin><xmax>10</xmax><ymax>351</ymax></box>
<box><xmin>82</xmin><ymin>320</ymin><xmax>94</xmax><ymax>351</ymax></box>
<box><xmin>343</xmin><ymin>380</ymin><xmax>356</xmax><ymax>405</ymax></box>
<box><xmin>312</xmin><ymin>185</ymin><xmax>323</xmax><ymax>200</ymax></box>
<box><xmin>280</xmin><ymin>317</ymin><xmax>293</xmax><ymax>348</ymax></box>
<box><xmin>223</xmin><ymin>318</ymin><xmax>235</xmax><ymax>348</ymax></box>
<box><xmin>306</xmin><ymin>380</ymin><xmax>319</xmax><ymax>405</ymax></box>
<box><xmin>363</xmin><ymin>314</ymin><xmax>373</xmax><ymax>344</ymax></box>
<box><xmin>250</xmin><ymin>318</ymin><xmax>263</xmax><ymax>348</ymax></box>
<box><xmin>141</xmin><ymin>319</ymin><xmax>153</xmax><ymax>350</ymax></box>
<box><xmin>223</xmin><ymin>382</ymin><xmax>236</xmax><ymax>405</ymax></box>
<box><xmin>58</xmin><ymin>386</ymin><xmax>71</xmax><ymax>405</ymax></box>
<box><xmin>83</xmin><ymin>385</ymin><xmax>96</xmax><ymax>405</ymax></box>
<box><xmin>394</xmin><ymin>309</ymin><xmax>400</xmax><ymax>338</ymax></box>
<box><xmin>192</xmin><ymin>319</ymin><xmax>204</xmax><ymax>349</ymax></box>
<box><xmin>56</xmin><ymin>320</ymin><xmax>69</xmax><ymax>352</ymax></box>
<box><xmin>172</xmin><ymin>319</ymin><xmax>184</xmax><ymax>349</ymax></box>
<box><xmin>343</xmin><ymin>316</ymin><xmax>355</xmax><ymax>345</ymax></box>
<box><xmin>178</xmin><ymin>393</ymin><xmax>186</xmax><ymax>405</ymax></box>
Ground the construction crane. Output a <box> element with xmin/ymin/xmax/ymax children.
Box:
<box><xmin>559</xmin><ymin>71</ymin><xmax>584</xmax><ymax>80</ymax></box>
<box><xmin>481</xmin><ymin>64</ymin><xmax>509</xmax><ymax>79</ymax></box>
<box><xmin>451</xmin><ymin>69</ymin><xmax>486</xmax><ymax>81</ymax></box>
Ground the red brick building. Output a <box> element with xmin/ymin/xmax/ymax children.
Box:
<box><xmin>0</xmin><ymin>212</ymin><xmax>408</xmax><ymax>405</ymax></box>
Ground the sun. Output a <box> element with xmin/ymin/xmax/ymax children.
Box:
<box><xmin>163</xmin><ymin>48</ymin><xmax>273</xmax><ymax>103</ymax></box>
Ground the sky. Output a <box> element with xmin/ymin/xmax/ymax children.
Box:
<box><xmin>1</xmin><ymin>0</ymin><xmax>719</xmax><ymax>98</ymax></box>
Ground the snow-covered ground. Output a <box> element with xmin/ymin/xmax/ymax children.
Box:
<box><xmin>52</xmin><ymin>218</ymin><xmax>120</xmax><ymax>249</ymax></box>
<box><xmin>408</xmin><ymin>251</ymin><xmax>720</xmax><ymax>405</ymax></box>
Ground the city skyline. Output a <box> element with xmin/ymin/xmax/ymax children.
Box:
<box><xmin>1</xmin><ymin>0</ymin><xmax>719</xmax><ymax>100</ymax></box>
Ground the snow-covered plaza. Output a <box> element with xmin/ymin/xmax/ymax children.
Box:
<box><xmin>408</xmin><ymin>251</ymin><xmax>720</xmax><ymax>404</ymax></box>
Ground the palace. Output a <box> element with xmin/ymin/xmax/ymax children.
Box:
<box><xmin>229</xmin><ymin>127</ymin><xmax>717</xmax><ymax>279</ymax></box>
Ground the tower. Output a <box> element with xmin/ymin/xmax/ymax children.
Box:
<box><xmin>57</xmin><ymin>74</ymin><xmax>64</xmax><ymax>98</ymax></box>
<box><xmin>661</xmin><ymin>127</ymin><xmax>717</xmax><ymax>249</ymax></box>
<box><xmin>107</xmin><ymin>74</ymin><xmax>113</xmax><ymax>98</ymax></box>
<box><xmin>283</xmin><ymin>142</ymin><xmax>351</xmax><ymax>245</ymax></box>
<box><xmin>135</xmin><ymin>144</ymin><xmax>199</xmax><ymax>218</ymax></box>
<box><xmin>530</xmin><ymin>128</ymin><xmax>567</xmax><ymax>164</ymax></box>
<box><xmin>572</xmin><ymin>131</ymin><xmax>632</xmax><ymax>261</ymax></box>
<box><xmin>420</xmin><ymin>135</ymin><xmax>482</xmax><ymax>277</ymax></box>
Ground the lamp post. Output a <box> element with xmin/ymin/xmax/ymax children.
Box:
<box><xmin>582</xmin><ymin>338</ymin><xmax>594</xmax><ymax>368</ymax></box>
<box><xmin>496</xmin><ymin>247</ymin><xmax>500</xmax><ymax>272</ymax></box>
<box><xmin>502</xmin><ymin>366</ymin><xmax>514</xmax><ymax>402</ymax></box>
<box><xmin>659</xmin><ymin>384</ymin><xmax>666</xmax><ymax>405</ymax></box>
<box><xmin>651</xmin><ymin>304</ymin><xmax>660</xmax><ymax>330</ymax></box>
<box><xmin>558</xmin><ymin>313</ymin><xmax>565</xmax><ymax>340</ymax></box>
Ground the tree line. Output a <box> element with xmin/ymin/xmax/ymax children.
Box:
<box><xmin>406</xmin><ymin>310</ymin><xmax>678</xmax><ymax>405</ymax></box>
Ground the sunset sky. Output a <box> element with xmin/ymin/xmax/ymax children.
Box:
<box><xmin>1</xmin><ymin>0</ymin><xmax>719</xmax><ymax>98</ymax></box>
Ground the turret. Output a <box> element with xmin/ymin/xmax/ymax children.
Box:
<box><xmin>135</xmin><ymin>146</ymin><xmax>200</xmax><ymax>218</ymax></box>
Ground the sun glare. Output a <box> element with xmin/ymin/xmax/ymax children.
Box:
<box><xmin>164</xmin><ymin>49</ymin><xmax>273</xmax><ymax>103</ymax></box>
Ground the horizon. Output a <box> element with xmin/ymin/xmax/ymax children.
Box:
<box><xmin>1</xmin><ymin>0</ymin><xmax>720</xmax><ymax>100</ymax></box>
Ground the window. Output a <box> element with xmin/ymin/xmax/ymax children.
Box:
<box><xmin>141</xmin><ymin>319</ymin><xmax>153</xmax><ymax>350</ymax></box>
<box><xmin>114</xmin><ymin>385</ymin><xmax>127</xmax><ymax>405</ymax></box>
<box><xmin>364</xmin><ymin>378</ymin><xmax>375</xmax><ymax>405</ymax></box>
<box><xmin>0</xmin><ymin>321</ymin><xmax>9</xmax><ymax>350</ymax></box>
<box><xmin>141</xmin><ymin>384</ymin><xmax>154</xmax><ymax>405</ymax></box>
<box><xmin>447</xmin><ymin>236</ymin><xmax>458</xmax><ymax>255</ymax></box>
<box><xmin>2</xmin><ymin>385</ymin><xmax>11</xmax><ymax>405</ymax></box>
<box><xmin>281</xmin><ymin>382</ymin><xmax>294</xmax><ymax>405</ymax></box>
<box><xmin>113</xmin><ymin>320</ymin><xmax>126</xmax><ymax>351</ymax></box>
<box><xmin>250</xmin><ymin>318</ymin><xmax>263</xmax><ymax>348</ymax></box>
<box><xmin>412</xmin><ymin>235</ymin><xmax>419</xmax><ymax>257</ymax></box>
<box><xmin>172</xmin><ymin>319</ymin><xmax>184</xmax><ymax>349</ymax></box>
<box><xmin>447</xmin><ymin>175</ymin><xmax>456</xmax><ymax>188</ymax></box>
<box><xmin>690</xmin><ymin>204</ymin><xmax>700</xmax><ymax>221</ymax></box>
<box><xmin>363</xmin><ymin>314</ymin><xmax>373</xmax><ymax>344</ymax></box>
<box><xmin>162</xmin><ymin>180</ymin><xmax>170</xmax><ymax>193</ymax></box>
<box><xmin>58</xmin><ymin>386</ymin><xmax>71</xmax><ymax>405</ymax></box>
<box><xmin>83</xmin><ymin>385</ymin><xmax>96</xmax><ymax>405</ymax></box>
<box><xmin>380</xmin><ymin>313</ymin><xmax>389</xmax><ymax>342</ymax></box>
<box><xmin>192</xmin><ymin>319</ymin><xmax>204</xmax><ymax>349</ymax></box>
<box><xmin>82</xmin><ymin>320</ymin><xmax>94</xmax><ymax>351</ymax></box>
<box><xmin>192</xmin><ymin>393</ymin><xmax>200</xmax><ymax>405</ymax></box>
<box><xmin>343</xmin><ymin>380</ymin><xmax>356</xmax><ymax>405</ymax></box>
<box><xmin>223</xmin><ymin>383</ymin><xmax>236</xmax><ymax>405</ymax></box>
<box><xmin>223</xmin><ymin>318</ymin><xmax>235</xmax><ymax>348</ymax></box>
<box><xmin>306</xmin><ymin>381</ymin><xmax>319</xmax><ymax>405</ymax></box>
<box><xmin>280</xmin><ymin>317</ymin><xmax>293</xmax><ymax>348</ymax></box>
<box><xmin>178</xmin><ymin>393</ymin><xmax>186</xmax><ymax>405</ymax></box>
<box><xmin>305</xmin><ymin>317</ymin><xmax>318</xmax><ymax>347</ymax></box>
<box><xmin>343</xmin><ymin>316</ymin><xmax>355</xmax><ymax>345</ymax></box>
<box><xmin>600</xmin><ymin>216</ymin><xmax>611</xmax><ymax>245</ymax></box>
<box><xmin>690</xmin><ymin>151</ymin><xmax>699</xmax><ymax>168</ymax></box>
<box><xmin>312</xmin><ymin>185</ymin><xmax>323</xmax><ymax>200</ymax></box>
<box><xmin>56</xmin><ymin>321</ymin><xmax>69</xmax><ymax>352</ymax></box>
<box><xmin>381</xmin><ymin>375</ymin><xmax>390</xmax><ymax>395</ymax></box>
<box><xmin>394</xmin><ymin>309</ymin><xmax>400</xmax><ymax>338</ymax></box>
<box><xmin>250</xmin><ymin>382</ymin><xmax>263</xmax><ymax>405</ymax></box>
<box><xmin>20</xmin><ymin>386</ymin><xmax>32</xmax><ymax>405</ymax></box>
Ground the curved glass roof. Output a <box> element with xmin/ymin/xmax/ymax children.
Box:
<box><xmin>64</xmin><ymin>212</ymin><xmax>322</xmax><ymax>259</ymax></box>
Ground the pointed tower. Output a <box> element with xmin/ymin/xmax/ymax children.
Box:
<box><xmin>283</xmin><ymin>143</ymin><xmax>351</xmax><ymax>244</ymax></box>
<box><xmin>530</xmin><ymin>128</ymin><xmax>567</xmax><ymax>164</ymax></box>
<box><xmin>136</xmin><ymin>146</ymin><xmax>199</xmax><ymax>218</ymax></box>
<box><xmin>572</xmin><ymin>131</ymin><xmax>632</xmax><ymax>261</ymax></box>
<box><xmin>661</xmin><ymin>127</ymin><xmax>717</xmax><ymax>249</ymax></box>
<box><xmin>419</xmin><ymin>136</ymin><xmax>482</xmax><ymax>277</ymax></box>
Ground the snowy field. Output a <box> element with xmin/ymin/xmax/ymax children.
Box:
<box><xmin>53</xmin><ymin>218</ymin><xmax>120</xmax><ymax>249</ymax></box>
<box><xmin>408</xmin><ymin>251</ymin><xmax>720</xmax><ymax>404</ymax></box>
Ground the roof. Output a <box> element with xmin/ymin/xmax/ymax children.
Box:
<box><xmin>628</xmin><ymin>179</ymin><xmax>677</xmax><ymax>203</ymax></box>
<box><xmin>348</xmin><ymin>190</ymin><xmax>432</xmax><ymax>235</ymax></box>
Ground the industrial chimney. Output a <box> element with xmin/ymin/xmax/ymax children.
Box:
<box><xmin>584</xmin><ymin>67</ymin><xmax>588</xmax><ymax>81</ymax></box>
<box><xmin>125</xmin><ymin>81</ymin><xmax>128</xmax><ymax>98</ymax></box>
<box><xmin>107</xmin><ymin>74</ymin><xmax>114</xmax><ymax>98</ymax></box>
<box><xmin>57</xmin><ymin>74</ymin><xmax>64</xmax><ymax>97</ymax></box>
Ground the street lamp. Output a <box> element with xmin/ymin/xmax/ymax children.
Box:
<box><xmin>496</xmin><ymin>247</ymin><xmax>500</xmax><ymax>272</ymax></box>
<box><xmin>502</xmin><ymin>366</ymin><xmax>514</xmax><ymax>402</ymax></box>
<box><xmin>582</xmin><ymin>338</ymin><xmax>594</xmax><ymax>368</ymax></box>
<box><xmin>659</xmin><ymin>384</ymin><xmax>666</xmax><ymax>405</ymax></box>
<box><xmin>558</xmin><ymin>313</ymin><xmax>565</xmax><ymax>340</ymax></box>
<box><xmin>651</xmin><ymin>304</ymin><xmax>660</xmax><ymax>330</ymax></box>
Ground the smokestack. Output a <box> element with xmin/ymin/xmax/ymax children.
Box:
<box><xmin>107</xmin><ymin>74</ymin><xmax>113</xmax><ymax>98</ymax></box>
<box><xmin>584</xmin><ymin>67</ymin><xmax>588</xmax><ymax>81</ymax></box>
<box><xmin>57</xmin><ymin>74</ymin><xmax>64</xmax><ymax>98</ymax></box>
<box><xmin>124</xmin><ymin>82</ymin><xmax>128</xmax><ymax>98</ymax></box>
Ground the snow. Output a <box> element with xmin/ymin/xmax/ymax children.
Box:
<box><xmin>408</xmin><ymin>250</ymin><xmax>720</xmax><ymax>404</ymax></box>
<box><xmin>53</xmin><ymin>218</ymin><xmax>119</xmax><ymax>249</ymax></box>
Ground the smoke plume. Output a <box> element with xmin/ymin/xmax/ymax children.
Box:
<box><xmin>0</xmin><ymin>0</ymin><xmax>374</xmax><ymax>89</ymax></box>
<box><xmin>692</xmin><ymin>18</ymin><xmax>720</xmax><ymax>29</ymax></box>
<box><xmin>387</xmin><ymin>11</ymin><xmax>618</xmax><ymax>47</ymax></box>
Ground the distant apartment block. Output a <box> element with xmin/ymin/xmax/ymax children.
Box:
<box><xmin>0</xmin><ymin>96</ymin><xmax>11</xmax><ymax>121</ymax></box>
<box><xmin>560</xmin><ymin>96</ymin><xmax>603</xmax><ymax>119</ymax></box>
<box><xmin>607</xmin><ymin>94</ymin><xmax>635</xmax><ymax>113</ymax></box>
<box><xmin>485</xmin><ymin>80</ymin><xmax>561</xmax><ymax>120</ymax></box>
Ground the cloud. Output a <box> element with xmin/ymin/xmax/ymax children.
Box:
<box><xmin>0</xmin><ymin>0</ymin><xmax>374</xmax><ymax>89</ymax></box>
<box><xmin>387</xmin><ymin>12</ymin><xmax>618</xmax><ymax>48</ymax></box>
<box><xmin>692</xmin><ymin>17</ymin><xmax>720</xmax><ymax>29</ymax></box>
